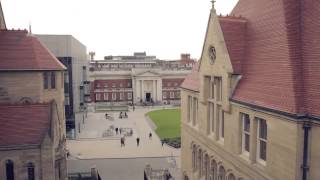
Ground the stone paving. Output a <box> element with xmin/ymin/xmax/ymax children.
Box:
<box><xmin>67</xmin><ymin>106</ymin><xmax>180</xmax><ymax>166</ymax></box>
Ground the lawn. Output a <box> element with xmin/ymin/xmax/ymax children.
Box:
<box><xmin>147</xmin><ymin>108</ymin><xmax>181</xmax><ymax>139</ymax></box>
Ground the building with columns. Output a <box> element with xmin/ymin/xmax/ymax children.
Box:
<box><xmin>90</xmin><ymin>52</ymin><xmax>195</xmax><ymax>105</ymax></box>
<box><xmin>181</xmin><ymin>1</ymin><xmax>320</xmax><ymax>180</ymax></box>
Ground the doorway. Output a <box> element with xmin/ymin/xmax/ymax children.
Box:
<box><xmin>146</xmin><ymin>93</ymin><xmax>151</xmax><ymax>102</ymax></box>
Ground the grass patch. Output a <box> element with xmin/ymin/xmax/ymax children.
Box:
<box><xmin>147</xmin><ymin>108</ymin><xmax>181</xmax><ymax>139</ymax></box>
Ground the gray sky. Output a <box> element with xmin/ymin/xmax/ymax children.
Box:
<box><xmin>1</xmin><ymin>0</ymin><xmax>238</xmax><ymax>60</ymax></box>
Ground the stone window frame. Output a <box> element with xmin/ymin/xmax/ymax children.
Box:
<box><xmin>256</xmin><ymin>117</ymin><xmax>267</xmax><ymax>165</ymax></box>
<box><xmin>217</xmin><ymin>105</ymin><xmax>224</xmax><ymax>142</ymax></box>
<box><xmin>27</xmin><ymin>162</ymin><xmax>35</xmax><ymax>180</ymax></box>
<box><xmin>241</xmin><ymin>113</ymin><xmax>250</xmax><ymax>156</ymax></box>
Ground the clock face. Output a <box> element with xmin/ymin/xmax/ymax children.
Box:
<box><xmin>209</xmin><ymin>46</ymin><xmax>216</xmax><ymax>64</ymax></box>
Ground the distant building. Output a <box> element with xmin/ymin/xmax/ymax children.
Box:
<box><xmin>90</xmin><ymin>52</ymin><xmax>196</xmax><ymax>105</ymax></box>
<box><xmin>35</xmin><ymin>34</ymin><xmax>89</xmax><ymax>133</ymax></box>
<box><xmin>181</xmin><ymin>1</ymin><xmax>320</xmax><ymax>180</ymax></box>
<box><xmin>0</xmin><ymin>30</ymin><xmax>67</xmax><ymax>180</ymax></box>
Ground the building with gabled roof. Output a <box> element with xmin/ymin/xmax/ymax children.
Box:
<box><xmin>0</xmin><ymin>29</ymin><xmax>67</xmax><ymax>180</ymax></box>
<box><xmin>181</xmin><ymin>0</ymin><xmax>320</xmax><ymax>180</ymax></box>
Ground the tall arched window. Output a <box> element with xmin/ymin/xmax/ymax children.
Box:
<box><xmin>192</xmin><ymin>144</ymin><xmax>197</xmax><ymax>170</ymax></box>
<box><xmin>27</xmin><ymin>162</ymin><xmax>35</xmax><ymax>180</ymax></box>
<box><xmin>6</xmin><ymin>160</ymin><xmax>14</xmax><ymax>180</ymax></box>
<box><xmin>198</xmin><ymin>149</ymin><xmax>203</xmax><ymax>177</ymax></box>
<box><xmin>204</xmin><ymin>154</ymin><xmax>209</xmax><ymax>180</ymax></box>
<box><xmin>228</xmin><ymin>173</ymin><xmax>235</xmax><ymax>180</ymax></box>
<box><xmin>218</xmin><ymin>166</ymin><xmax>226</xmax><ymax>180</ymax></box>
<box><xmin>210</xmin><ymin>160</ymin><xmax>217</xmax><ymax>180</ymax></box>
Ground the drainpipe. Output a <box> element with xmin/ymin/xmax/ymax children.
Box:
<box><xmin>302</xmin><ymin>122</ymin><xmax>311</xmax><ymax>180</ymax></box>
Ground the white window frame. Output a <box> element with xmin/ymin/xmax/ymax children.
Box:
<box><xmin>95</xmin><ymin>93</ymin><xmax>101</xmax><ymax>101</ymax></box>
<box><xmin>128</xmin><ymin>92</ymin><xmax>132</xmax><ymax>100</ymax></box>
<box><xmin>104</xmin><ymin>93</ymin><xmax>108</xmax><ymax>101</ymax></box>
<box><xmin>241</xmin><ymin>113</ymin><xmax>250</xmax><ymax>156</ymax></box>
<box><xmin>257</xmin><ymin>118</ymin><xmax>267</xmax><ymax>165</ymax></box>
<box><xmin>120</xmin><ymin>92</ymin><xmax>124</xmax><ymax>100</ymax></box>
<box><xmin>112</xmin><ymin>93</ymin><xmax>117</xmax><ymax>100</ymax></box>
<box><xmin>170</xmin><ymin>91</ymin><xmax>174</xmax><ymax>99</ymax></box>
<box><xmin>163</xmin><ymin>92</ymin><xmax>167</xmax><ymax>99</ymax></box>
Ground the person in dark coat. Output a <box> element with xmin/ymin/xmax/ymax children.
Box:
<box><xmin>136</xmin><ymin>137</ymin><xmax>140</xmax><ymax>146</ymax></box>
<box><xmin>115</xmin><ymin>127</ymin><xmax>118</xmax><ymax>134</ymax></box>
<box><xmin>149</xmin><ymin>132</ymin><xmax>152</xmax><ymax>139</ymax></box>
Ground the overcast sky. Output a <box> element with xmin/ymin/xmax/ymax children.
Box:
<box><xmin>2</xmin><ymin>0</ymin><xmax>238</xmax><ymax>60</ymax></box>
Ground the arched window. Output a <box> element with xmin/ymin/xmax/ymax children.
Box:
<box><xmin>6</xmin><ymin>160</ymin><xmax>14</xmax><ymax>180</ymax></box>
<box><xmin>210</xmin><ymin>160</ymin><xmax>217</xmax><ymax>180</ymax></box>
<box><xmin>204</xmin><ymin>154</ymin><xmax>210</xmax><ymax>180</ymax></box>
<box><xmin>228</xmin><ymin>173</ymin><xmax>236</xmax><ymax>180</ymax></box>
<box><xmin>218</xmin><ymin>166</ymin><xmax>226</xmax><ymax>180</ymax></box>
<box><xmin>27</xmin><ymin>162</ymin><xmax>35</xmax><ymax>180</ymax></box>
<box><xmin>198</xmin><ymin>149</ymin><xmax>203</xmax><ymax>176</ymax></box>
<box><xmin>192</xmin><ymin>144</ymin><xmax>197</xmax><ymax>170</ymax></box>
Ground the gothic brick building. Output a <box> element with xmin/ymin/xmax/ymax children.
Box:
<box><xmin>0</xmin><ymin>29</ymin><xmax>67</xmax><ymax>180</ymax></box>
<box><xmin>181</xmin><ymin>1</ymin><xmax>320</xmax><ymax>180</ymax></box>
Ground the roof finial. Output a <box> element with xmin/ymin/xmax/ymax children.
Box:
<box><xmin>211</xmin><ymin>0</ymin><xmax>216</xmax><ymax>9</ymax></box>
<box><xmin>28</xmin><ymin>21</ymin><xmax>32</xmax><ymax>35</ymax></box>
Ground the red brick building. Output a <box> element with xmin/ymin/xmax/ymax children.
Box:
<box><xmin>90</xmin><ymin>53</ymin><xmax>196</xmax><ymax>105</ymax></box>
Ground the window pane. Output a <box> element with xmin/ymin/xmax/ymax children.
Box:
<box><xmin>245</xmin><ymin>134</ymin><xmax>250</xmax><ymax>152</ymax></box>
<box><xmin>260</xmin><ymin>141</ymin><xmax>267</xmax><ymax>160</ymax></box>
<box><xmin>43</xmin><ymin>72</ymin><xmax>49</xmax><ymax>89</ymax></box>
<box><xmin>243</xmin><ymin>114</ymin><xmax>250</xmax><ymax>132</ymax></box>
<box><xmin>259</xmin><ymin>119</ymin><xmax>267</xmax><ymax>140</ymax></box>
<box><xmin>51</xmin><ymin>72</ymin><xmax>56</xmax><ymax>89</ymax></box>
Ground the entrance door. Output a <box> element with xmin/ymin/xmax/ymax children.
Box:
<box><xmin>146</xmin><ymin>93</ymin><xmax>151</xmax><ymax>102</ymax></box>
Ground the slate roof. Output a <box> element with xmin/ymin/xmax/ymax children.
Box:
<box><xmin>0</xmin><ymin>103</ymin><xmax>51</xmax><ymax>146</ymax></box>
<box><xmin>219</xmin><ymin>16</ymin><xmax>246</xmax><ymax>74</ymax></box>
<box><xmin>0</xmin><ymin>29</ymin><xmax>66</xmax><ymax>71</ymax></box>
<box><xmin>180</xmin><ymin>63</ymin><xmax>199</xmax><ymax>92</ymax></box>
<box><xmin>230</xmin><ymin>0</ymin><xmax>320</xmax><ymax>117</ymax></box>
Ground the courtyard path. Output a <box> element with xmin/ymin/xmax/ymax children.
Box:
<box><xmin>67</xmin><ymin>106</ymin><xmax>180</xmax><ymax>164</ymax></box>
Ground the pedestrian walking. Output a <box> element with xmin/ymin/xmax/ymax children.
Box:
<box><xmin>136</xmin><ymin>137</ymin><xmax>140</xmax><ymax>146</ymax></box>
<box><xmin>161</xmin><ymin>139</ymin><xmax>165</xmax><ymax>147</ymax></box>
<box><xmin>122</xmin><ymin>136</ymin><xmax>125</xmax><ymax>146</ymax></box>
<box><xmin>120</xmin><ymin>137</ymin><xmax>124</xmax><ymax>147</ymax></box>
<box><xmin>115</xmin><ymin>127</ymin><xmax>119</xmax><ymax>134</ymax></box>
<box><xmin>149</xmin><ymin>132</ymin><xmax>152</xmax><ymax>139</ymax></box>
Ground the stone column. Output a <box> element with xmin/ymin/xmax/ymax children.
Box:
<box><xmin>153</xmin><ymin>80</ymin><xmax>156</xmax><ymax>101</ymax></box>
<box><xmin>132</xmin><ymin>77</ymin><xmax>136</xmax><ymax>103</ymax></box>
<box><xmin>141</xmin><ymin>80</ymin><xmax>144</xmax><ymax>101</ymax></box>
<box><xmin>157</xmin><ymin>79</ymin><xmax>162</xmax><ymax>103</ymax></box>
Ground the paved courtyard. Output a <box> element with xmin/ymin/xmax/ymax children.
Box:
<box><xmin>67</xmin><ymin>106</ymin><xmax>180</xmax><ymax>162</ymax></box>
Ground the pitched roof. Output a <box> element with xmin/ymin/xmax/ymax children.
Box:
<box><xmin>228</xmin><ymin>0</ymin><xmax>320</xmax><ymax>117</ymax></box>
<box><xmin>219</xmin><ymin>16</ymin><xmax>246</xmax><ymax>74</ymax></box>
<box><xmin>181</xmin><ymin>63</ymin><xmax>200</xmax><ymax>92</ymax></box>
<box><xmin>0</xmin><ymin>29</ymin><xmax>66</xmax><ymax>71</ymax></box>
<box><xmin>0</xmin><ymin>103</ymin><xmax>51</xmax><ymax>146</ymax></box>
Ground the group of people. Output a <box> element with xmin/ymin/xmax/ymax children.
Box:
<box><xmin>119</xmin><ymin>111</ymin><xmax>128</xmax><ymax>119</ymax></box>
